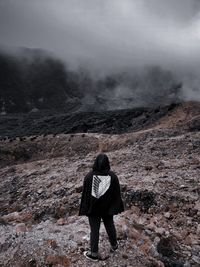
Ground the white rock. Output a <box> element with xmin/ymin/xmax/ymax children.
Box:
<box><xmin>164</xmin><ymin>212</ymin><xmax>171</xmax><ymax>219</ymax></box>
<box><xmin>155</xmin><ymin>227</ymin><xmax>165</xmax><ymax>235</ymax></box>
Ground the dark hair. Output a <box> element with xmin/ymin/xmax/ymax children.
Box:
<box><xmin>93</xmin><ymin>153</ymin><xmax>110</xmax><ymax>173</ymax></box>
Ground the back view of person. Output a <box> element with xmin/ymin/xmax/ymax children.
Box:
<box><xmin>79</xmin><ymin>153</ymin><xmax>124</xmax><ymax>261</ymax></box>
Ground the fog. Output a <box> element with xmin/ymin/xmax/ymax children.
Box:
<box><xmin>0</xmin><ymin>0</ymin><xmax>200</xmax><ymax>102</ymax></box>
<box><xmin>0</xmin><ymin>0</ymin><xmax>199</xmax><ymax>70</ymax></box>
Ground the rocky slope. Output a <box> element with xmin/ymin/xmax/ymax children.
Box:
<box><xmin>0</xmin><ymin>102</ymin><xmax>199</xmax><ymax>267</ymax></box>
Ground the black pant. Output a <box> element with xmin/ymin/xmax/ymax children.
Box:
<box><xmin>88</xmin><ymin>215</ymin><xmax>117</xmax><ymax>254</ymax></box>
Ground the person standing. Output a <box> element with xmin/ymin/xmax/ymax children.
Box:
<box><xmin>79</xmin><ymin>153</ymin><xmax>124</xmax><ymax>261</ymax></box>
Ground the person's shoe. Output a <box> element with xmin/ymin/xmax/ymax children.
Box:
<box><xmin>84</xmin><ymin>251</ymin><xmax>99</xmax><ymax>262</ymax></box>
<box><xmin>110</xmin><ymin>243</ymin><xmax>118</xmax><ymax>252</ymax></box>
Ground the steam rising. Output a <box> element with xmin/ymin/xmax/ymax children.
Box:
<box><xmin>0</xmin><ymin>0</ymin><xmax>200</xmax><ymax>104</ymax></box>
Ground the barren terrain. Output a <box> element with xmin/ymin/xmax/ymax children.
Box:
<box><xmin>0</xmin><ymin>102</ymin><xmax>199</xmax><ymax>267</ymax></box>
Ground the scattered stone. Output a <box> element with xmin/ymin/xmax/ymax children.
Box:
<box><xmin>194</xmin><ymin>201</ymin><xmax>200</xmax><ymax>212</ymax></box>
<box><xmin>57</xmin><ymin>218</ymin><xmax>66</xmax><ymax>226</ymax></box>
<box><xmin>45</xmin><ymin>255</ymin><xmax>70</xmax><ymax>267</ymax></box>
<box><xmin>28</xmin><ymin>259</ymin><xmax>37</xmax><ymax>267</ymax></box>
<box><xmin>45</xmin><ymin>239</ymin><xmax>58</xmax><ymax>249</ymax></box>
<box><xmin>197</xmin><ymin>224</ymin><xmax>200</xmax><ymax>235</ymax></box>
<box><xmin>125</xmin><ymin>189</ymin><xmax>156</xmax><ymax>212</ymax></box>
<box><xmin>15</xmin><ymin>223</ymin><xmax>27</xmax><ymax>234</ymax></box>
<box><xmin>122</xmin><ymin>253</ymin><xmax>128</xmax><ymax>259</ymax></box>
<box><xmin>3</xmin><ymin>211</ymin><xmax>19</xmax><ymax>220</ymax></box>
<box><xmin>157</xmin><ymin>236</ymin><xmax>178</xmax><ymax>257</ymax></box>
<box><xmin>145</xmin><ymin>165</ymin><xmax>153</xmax><ymax>171</ymax></box>
<box><xmin>37</xmin><ymin>188</ymin><xmax>44</xmax><ymax>194</ymax></box>
<box><xmin>139</xmin><ymin>238</ymin><xmax>152</xmax><ymax>254</ymax></box>
<box><xmin>191</xmin><ymin>255</ymin><xmax>200</xmax><ymax>264</ymax></box>
<box><xmin>183</xmin><ymin>261</ymin><xmax>191</xmax><ymax>267</ymax></box>
<box><xmin>148</xmin><ymin>258</ymin><xmax>165</xmax><ymax>267</ymax></box>
<box><xmin>130</xmin><ymin>228</ymin><xmax>141</xmax><ymax>240</ymax></box>
<box><xmin>155</xmin><ymin>227</ymin><xmax>166</xmax><ymax>235</ymax></box>
<box><xmin>150</xmin><ymin>244</ymin><xmax>160</xmax><ymax>258</ymax></box>
<box><xmin>164</xmin><ymin>212</ymin><xmax>171</xmax><ymax>219</ymax></box>
<box><xmin>75</xmin><ymin>183</ymin><xmax>83</xmax><ymax>193</ymax></box>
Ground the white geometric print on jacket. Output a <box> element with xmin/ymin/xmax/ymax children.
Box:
<box><xmin>92</xmin><ymin>175</ymin><xmax>111</xmax><ymax>199</ymax></box>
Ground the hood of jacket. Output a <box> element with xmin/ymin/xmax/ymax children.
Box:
<box><xmin>92</xmin><ymin>154</ymin><xmax>110</xmax><ymax>174</ymax></box>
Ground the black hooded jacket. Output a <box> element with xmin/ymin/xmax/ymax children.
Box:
<box><xmin>79</xmin><ymin>154</ymin><xmax>124</xmax><ymax>216</ymax></box>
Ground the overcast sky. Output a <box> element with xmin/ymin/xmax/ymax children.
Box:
<box><xmin>0</xmin><ymin>0</ymin><xmax>200</xmax><ymax>73</ymax></box>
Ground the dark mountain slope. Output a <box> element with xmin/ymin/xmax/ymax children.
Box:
<box><xmin>0</xmin><ymin>104</ymin><xmax>177</xmax><ymax>138</ymax></box>
<box><xmin>0</xmin><ymin>47</ymin><xmax>182</xmax><ymax>114</ymax></box>
<box><xmin>0</xmin><ymin>49</ymin><xmax>82</xmax><ymax>113</ymax></box>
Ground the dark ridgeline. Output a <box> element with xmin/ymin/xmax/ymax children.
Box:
<box><xmin>0</xmin><ymin>52</ymin><xmax>28</xmax><ymax>113</ymax></box>
<box><xmin>0</xmin><ymin>103</ymin><xmax>180</xmax><ymax>138</ymax></box>
<box><xmin>0</xmin><ymin>48</ymin><xmax>82</xmax><ymax>114</ymax></box>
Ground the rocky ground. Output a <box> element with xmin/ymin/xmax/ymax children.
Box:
<box><xmin>0</xmin><ymin>104</ymin><xmax>179</xmax><ymax>139</ymax></box>
<box><xmin>0</xmin><ymin>102</ymin><xmax>199</xmax><ymax>267</ymax></box>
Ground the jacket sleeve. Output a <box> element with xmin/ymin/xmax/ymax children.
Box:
<box><xmin>78</xmin><ymin>172</ymin><xmax>92</xmax><ymax>216</ymax></box>
<box><xmin>109</xmin><ymin>172</ymin><xmax>124</xmax><ymax>214</ymax></box>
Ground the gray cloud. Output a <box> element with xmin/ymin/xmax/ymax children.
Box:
<box><xmin>0</xmin><ymin>0</ymin><xmax>200</xmax><ymax>100</ymax></box>
<box><xmin>0</xmin><ymin>0</ymin><xmax>199</xmax><ymax>70</ymax></box>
